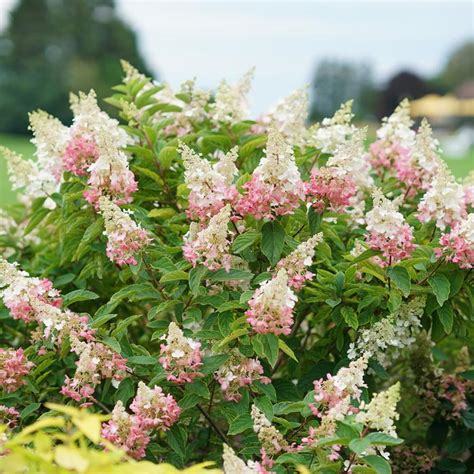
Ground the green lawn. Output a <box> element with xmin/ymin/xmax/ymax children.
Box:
<box><xmin>0</xmin><ymin>133</ymin><xmax>472</xmax><ymax>206</ymax></box>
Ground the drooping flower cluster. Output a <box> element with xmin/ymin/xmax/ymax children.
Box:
<box><xmin>246</xmin><ymin>269</ymin><xmax>297</xmax><ymax>336</ymax></box>
<box><xmin>99</xmin><ymin>196</ymin><xmax>150</xmax><ymax>266</ymax></box>
<box><xmin>417</xmin><ymin>165</ymin><xmax>466</xmax><ymax>230</ymax></box>
<box><xmin>365</xmin><ymin>189</ymin><xmax>416</xmax><ymax>265</ymax></box>
<box><xmin>307</xmin><ymin>100</ymin><xmax>356</xmax><ymax>153</ymax></box>
<box><xmin>180</xmin><ymin>144</ymin><xmax>238</xmax><ymax>220</ymax></box>
<box><xmin>236</xmin><ymin>129</ymin><xmax>304</xmax><ymax>220</ymax></box>
<box><xmin>276</xmin><ymin>233</ymin><xmax>323</xmax><ymax>290</ymax></box>
<box><xmin>348</xmin><ymin>297</ymin><xmax>426</xmax><ymax>366</ymax></box>
<box><xmin>0</xmin><ymin>258</ymin><xmax>94</xmax><ymax>345</ymax></box>
<box><xmin>215</xmin><ymin>350</ymin><xmax>270</xmax><ymax>401</ymax></box>
<box><xmin>212</xmin><ymin>68</ymin><xmax>254</xmax><ymax>124</ymax></box>
<box><xmin>0</xmin><ymin>348</ymin><xmax>34</xmax><ymax>393</ymax></box>
<box><xmin>0</xmin><ymin>263</ymin><xmax>61</xmax><ymax>323</ymax></box>
<box><xmin>356</xmin><ymin>382</ymin><xmax>401</xmax><ymax>437</ymax></box>
<box><xmin>305</xmin><ymin>166</ymin><xmax>357</xmax><ymax>213</ymax></box>
<box><xmin>436</xmin><ymin>213</ymin><xmax>474</xmax><ymax>269</ymax></box>
<box><xmin>367</xmin><ymin>99</ymin><xmax>415</xmax><ymax>175</ymax></box>
<box><xmin>61</xmin><ymin>336</ymin><xmax>129</xmax><ymax>403</ymax></box>
<box><xmin>159</xmin><ymin>322</ymin><xmax>203</xmax><ymax>384</ymax></box>
<box><xmin>255</xmin><ymin>87</ymin><xmax>309</xmax><ymax>146</ymax></box>
<box><xmin>183</xmin><ymin>205</ymin><xmax>233</xmax><ymax>271</ymax></box>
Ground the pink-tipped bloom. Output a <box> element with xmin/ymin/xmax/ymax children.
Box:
<box><xmin>101</xmin><ymin>401</ymin><xmax>150</xmax><ymax>459</ymax></box>
<box><xmin>365</xmin><ymin>189</ymin><xmax>416</xmax><ymax>266</ymax></box>
<box><xmin>0</xmin><ymin>405</ymin><xmax>20</xmax><ymax>429</ymax></box>
<box><xmin>305</xmin><ymin>167</ymin><xmax>357</xmax><ymax>214</ymax></box>
<box><xmin>276</xmin><ymin>233</ymin><xmax>323</xmax><ymax>290</ymax></box>
<box><xmin>99</xmin><ymin>196</ymin><xmax>151</xmax><ymax>266</ymax></box>
<box><xmin>61</xmin><ymin>337</ymin><xmax>129</xmax><ymax>402</ymax></box>
<box><xmin>215</xmin><ymin>351</ymin><xmax>271</xmax><ymax>402</ymax></box>
<box><xmin>236</xmin><ymin>129</ymin><xmax>304</xmax><ymax>220</ymax></box>
<box><xmin>436</xmin><ymin>214</ymin><xmax>474</xmax><ymax>269</ymax></box>
<box><xmin>0</xmin><ymin>348</ymin><xmax>34</xmax><ymax>393</ymax></box>
<box><xmin>159</xmin><ymin>322</ymin><xmax>203</xmax><ymax>384</ymax></box>
<box><xmin>129</xmin><ymin>381</ymin><xmax>181</xmax><ymax>431</ymax></box>
<box><xmin>246</xmin><ymin>269</ymin><xmax>297</xmax><ymax>336</ymax></box>
<box><xmin>183</xmin><ymin>204</ymin><xmax>233</xmax><ymax>271</ymax></box>
<box><xmin>63</xmin><ymin>135</ymin><xmax>99</xmax><ymax>177</ymax></box>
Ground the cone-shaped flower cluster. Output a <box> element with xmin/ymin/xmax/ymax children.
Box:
<box><xmin>246</xmin><ymin>269</ymin><xmax>297</xmax><ymax>336</ymax></box>
<box><xmin>99</xmin><ymin>196</ymin><xmax>150</xmax><ymax>266</ymax></box>
<box><xmin>0</xmin><ymin>348</ymin><xmax>34</xmax><ymax>393</ymax></box>
<box><xmin>159</xmin><ymin>322</ymin><xmax>203</xmax><ymax>384</ymax></box>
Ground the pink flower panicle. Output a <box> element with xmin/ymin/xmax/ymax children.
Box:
<box><xmin>365</xmin><ymin>189</ymin><xmax>416</xmax><ymax>266</ymax></box>
<box><xmin>305</xmin><ymin>167</ymin><xmax>357</xmax><ymax>213</ymax></box>
<box><xmin>63</xmin><ymin>134</ymin><xmax>99</xmax><ymax>177</ymax></box>
<box><xmin>182</xmin><ymin>205</ymin><xmax>233</xmax><ymax>271</ymax></box>
<box><xmin>0</xmin><ymin>405</ymin><xmax>20</xmax><ymax>429</ymax></box>
<box><xmin>0</xmin><ymin>348</ymin><xmax>34</xmax><ymax>393</ymax></box>
<box><xmin>129</xmin><ymin>381</ymin><xmax>181</xmax><ymax>431</ymax></box>
<box><xmin>159</xmin><ymin>322</ymin><xmax>203</xmax><ymax>384</ymax></box>
<box><xmin>102</xmin><ymin>382</ymin><xmax>180</xmax><ymax>459</ymax></box>
<box><xmin>99</xmin><ymin>196</ymin><xmax>151</xmax><ymax>266</ymax></box>
<box><xmin>436</xmin><ymin>214</ymin><xmax>474</xmax><ymax>269</ymax></box>
<box><xmin>215</xmin><ymin>351</ymin><xmax>271</xmax><ymax>402</ymax></box>
<box><xmin>246</xmin><ymin>269</ymin><xmax>297</xmax><ymax>336</ymax></box>
<box><xmin>276</xmin><ymin>233</ymin><xmax>323</xmax><ymax>290</ymax></box>
<box><xmin>236</xmin><ymin>129</ymin><xmax>304</xmax><ymax>220</ymax></box>
<box><xmin>61</xmin><ymin>337</ymin><xmax>130</xmax><ymax>402</ymax></box>
<box><xmin>101</xmin><ymin>401</ymin><xmax>150</xmax><ymax>460</ymax></box>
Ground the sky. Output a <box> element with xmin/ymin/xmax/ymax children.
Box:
<box><xmin>0</xmin><ymin>0</ymin><xmax>473</xmax><ymax>114</ymax></box>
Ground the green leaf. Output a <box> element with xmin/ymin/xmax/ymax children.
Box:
<box><xmin>231</xmin><ymin>230</ymin><xmax>260</xmax><ymax>254</ymax></box>
<box><xmin>62</xmin><ymin>290</ymin><xmax>99</xmax><ymax>307</ymax></box>
<box><xmin>363</xmin><ymin>455</ymin><xmax>391</xmax><ymax>474</ymax></box>
<box><xmin>254</xmin><ymin>334</ymin><xmax>279</xmax><ymax>367</ymax></box>
<box><xmin>428</xmin><ymin>274</ymin><xmax>450</xmax><ymax>307</ymax></box>
<box><xmin>459</xmin><ymin>370</ymin><xmax>474</xmax><ymax>381</ymax></box>
<box><xmin>189</xmin><ymin>265</ymin><xmax>208</xmax><ymax>295</ymax></box>
<box><xmin>126</xmin><ymin>355</ymin><xmax>157</xmax><ymax>365</ymax></box>
<box><xmin>102</xmin><ymin>336</ymin><xmax>121</xmax><ymax>354</ymax></box>
<box><xmin>160</xmin><ymin>270</ymin><xmax>188</xmax><ymax>283</ymax></box>
<box><xmin>209</xmin><ymin>268</ymin><xmax>253</xmax><ymax>282</ymax></box>
<box><xmin>437</xmin><ymin>303</ymin><xmax>454</xmax><ymax>334</ymax></box>
<box><xmin>217</xmin><ymin>328</ymin><xmax>249</xmax><ymax>348</ymax></box>
<box><xmin>366</xmin><ymin>432</ymin><xmax>404</xmax><ymax>446</ymax></box>
<box><xmin>387</xmin><ymin>266</ymin><xmax>411</xmax><ymax>297</ymax></box>
<box><xmin>201</xmin><ymin>354</ymin><xmax>229</xmax><ymax>374</ymax></box>
<box><xmin>341</xmin><ymin>306</ymin><xmax>358</xmax><ymax>330</ymax></box>
<box><xmin>21</xmin><ymin>403</ymin><xmax>41</xmax><ymax>420</ymax></box>
<box><xmin>278</xmin><ymin>339</ymin><xmax>298</xmax><ymax>362</ymax></box>
<box><xmin>349</xmin><ymin>437</ymin><xmax>371</xmax><ymax>454</ymax></box>
<box><xmin>307</xmin><ymin>206</ymin><xmax>322</xmax><ymax>235</ymax></box>
<box><xmin>261</xmin><ymin>221</ymin><xmax>285</xmax><ymax>265</ymax></box>
<box><xmin>228</xmin><ymin>414</ymin><xmax>253</xmax><ymax>435</ymax></box>
<box><xmin>158</xmin><ymin>146</ymin><xmax>178</xmax><ymax>169</ymax></box>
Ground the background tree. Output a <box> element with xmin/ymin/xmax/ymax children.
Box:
<box><xmin>438</xmin><ymin>40</ymin><xmax>474</xmax><ymax>91</ymax></box>
<box><xmin>309</xmin><ymin>59</ymin><xmax>378</xmax><ymax>122</ymax></box>
<box><xmin>0</xmin><ymin>0</ymin><xmax>152</xmax><ymax>133</ymax></box>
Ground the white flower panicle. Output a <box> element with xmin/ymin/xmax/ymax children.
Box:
<box><xmin>417</xmin><ymin>165</ymin><xmax>466</xmax><ymax>230</ymax></box>
<box><xmin>0</xmin><ymin>146</ymin><xmax>39</xmax><ymax>191</ymax></box>
<box><xmin>412</xmin><ymin>119</ymin><xmax>442</xmax><ymax>178</ymax></box>
<box><xmin>376</xmin><ymin>98</ymin><xmax>415</xmax><ymax>148</ymax></box>
<box><xmin>251</xmin><ymin>405</ymin><xmax>288</xmax><ymax>455</ymax></box>
<box><xmin>222</xmin><ymin>444</ymin><xmax>262</xmax><ymax>474</ymax></box>
<box><xmin>327</xmin><ymin>127</ymin><xmax>373</xmax><ymax>189</ymax></box>
<box><xmin>256</xmin><ymin>128</ymin><xmax>302</xmax><ymax>191</ymax></box>
<box><xmin>307</xmin><ymin>100</ymin><xmax>357</xmax><ymax>153</ymax></box>
<box><xmin>212</xmin><ymin>68</ymin><xmax>254</xmax><ymax>124</ymax></box>
<box><xmin>29</xmin><ymin>109</ymin><xmax>69</xmax><ymax>178</ymax></box>
<box><xmin>366</xmin><ymin>189</ymin><xmax>406</xmax><ymax>239</ymax></box>
<box><xmin>183</xmin><ymin>204</ymin><xmax>233</xmax><ymax>271</ymax></box>
<box><xmin>348</xmin><ymin>297</ymin><xmax>426</xmax><ymax>365</ymax></box>
<box><xmin>332</xmin><ymin>355</ymin><xmax>368</xmax><ymax>401</ymax></box>
<box><xmin>356</xmin><ymin>382</ymin><xmax>401</xmax><ymax>437</ymax></box>
<box><xmin>277</xmin><ymin>233</ymin><xmax>323</xmax><ymax>289</ymax></box>
<box><xmin>263</xmin><ymin>86</ymin><xmax>309</xmax><ymax>146</ymax></box>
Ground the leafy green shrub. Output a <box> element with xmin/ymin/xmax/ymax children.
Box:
<box><xmin>0</xmin><ymin>62</ymin><xmax>472</xmax><ymax>473</ymax></box>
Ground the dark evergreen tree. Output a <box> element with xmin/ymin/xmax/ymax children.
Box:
<box><xmin>0</xmin><ymin>0</ymin><xmax>152</xmax><ymax>133</ymax></box>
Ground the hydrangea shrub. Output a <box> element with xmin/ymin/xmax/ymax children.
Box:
<box><xmin>0</xmin><ymin>61</ymin><xmax>473</xmax><ymax>473</ymax></box>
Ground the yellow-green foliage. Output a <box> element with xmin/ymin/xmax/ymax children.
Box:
<box><xmin>0</xmin><ymin>404</ymin><xmax>220</xmax><ymax>474</ymax></box>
